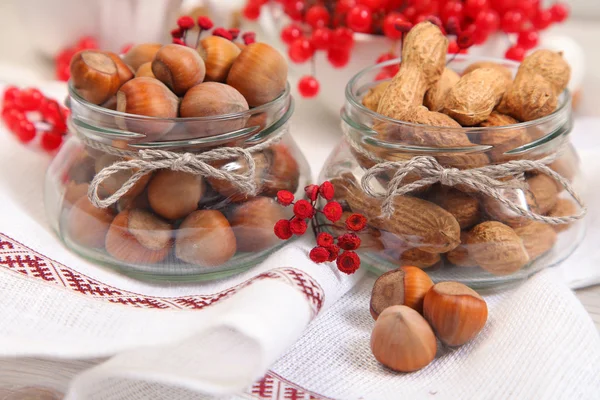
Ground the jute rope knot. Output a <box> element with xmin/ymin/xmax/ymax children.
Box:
<box><xmin>75</xmin><ymin>122</ymin><xmax>287</xmax><ymax>209</ymax></box>
<box><xmin>361</xmin><ymin>154</ymin><xmax>586</xmax><ymax>224</ymax></box>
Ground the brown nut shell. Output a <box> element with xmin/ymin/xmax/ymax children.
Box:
<box><xmin>70</xmin><ymin>50</ymin><xmax>121</xmax><ymax>105</ymax></box>
<box><xmin>446</xmin><ymin>232</ymin><xmax>478</xmax><ymax>267</ymax></box>
<box><xmin>207</xmin><ymin>152</ymin><xmax>268</xmax><ymax>202</ymax></box>
<box><xmin>227</xmin><ymin>42</ymin><xmax>288</xmax><ymax>107</ymax></box>
<box><xmin>401</xmin><ymin>21</ymin><xmax>447</xmax><ymax>87</ymax></box>
<box><xmin>477</xmin><ymin>112</ymin><xmax>530</xmax><ymax>162</ymax></box>
<box><xmin>64</xmin><ymin>182</ymin><xmax>90</xmax><ymax>207</ymax></box>
<box><xmin>462</xmin><ymin>61</ymin><xmax>513</xmax><ymax>81</ymax></box>
<box><xmin>398</xmin><ymin>248</ymin><xmax>441</xmax><ymax>269</ymax></box>
<box><xmin>180</xmin><ymin>82</ymin><xmax>249</xmax><ymax>117</ymax></box>
<box><xmin>116</xmin><ymin>77</ymin><xmax>179</xmax><ymax>118</ymax></box>
<box><xmin>198</xmin><ymin>35</ymin><xmax>242</xmax><ymax>82</ymax></box>
<box><xmin>176</xmin><ymin>210</ymin><xmax>237</xmax><ymax>266</ymax></box>
<box><xmin>423</xmin><ymin>281</ymin><xmax>488</xmax><ymax>346</ymax></box>
<box><xmin>135</xmin><ymin>62</ymin><xmax>155</xmax><ymax>78</ymax></box>
<box><xmin>67</xmin><ymin>196</ymin><xmax>115</xmax><ymax>248</ymax></box>
<box><xmin>123</xmin><ymin>43</ymin><xmax>162</xmax><ymax>71</ymax></box>
<box><xmin>497</xmin><ymin>73</ymin><xmax>558</xmax><ymax>122</ymax></box>
<box><xmin>527</xmin><ymin>174</ymin><xmax>559</xmax><ymax>214</ymax></box>
<box><xmin>105</xmin><ymin>209</ymin><xmax>172</xmax><ymax>264</ymax></box>
<box><xmin>104</xmin><ymin>52</ymin><xmax>134</xmax><ymax>85</ymax></box>
<box><xmin>362</xmin><ymin>81</ymin><xmax>390</xmax><ymax>112</ymax></box>
<box><xmin>262</xmin><ymin>144</ymin><xmax>300</xmax><ymax>197</ymax></box>
<box><xmin>370</xmin><ymin>266</ymin><xmax>434</xmax><ymax>319</ymax></box>
<box><xmin>229</xmin><ymin>197</ymin><xmax>286</xmax><ymax>252</ymax></box>
<box><xmin>152</xmin><ymin>44</ymin><xmax>206</xmax><ymax>96</ymax></box>
<box><xmin>547</xmin><ymin>199</ymin><xmax>578</xmax><ymax>233</ymax></box>
<box><xmin>430</xmin><ymin>187</ymin><xmax>481</xmax><ymax>229</ymax></box>
<box><xmin>517</xmin><ymin>49</ymin><xmax>571</xmax><ymax>94</ymax></box>
<box><xmin>424</xmin><ymin>67</ymin><xmax>460</xmax><ymax>112</ymax></box>
<box><xmin>147</xmin><ymin>170</ymin><xmax>205</xmax><ymax>220</ymax></box>
<box><xmin>513</xmin><ymin>221</ymin><xmax>557</xmax><ymax>260</ymax></box>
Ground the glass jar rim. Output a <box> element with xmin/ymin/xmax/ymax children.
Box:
<box><xmin>344</xmin><ymin>54</ymin><xmax>572</xmax><ymax>133</ymax></box>
<box><xmin>68</xmin><ymin>81</ymin><xmax>291</xmax><ymax>123</ymax></box>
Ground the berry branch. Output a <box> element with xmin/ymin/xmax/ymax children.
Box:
<box><xmin>273</xmin><ymin>181</ymin><xmax>368</xmax><ymax>275</ymax></box>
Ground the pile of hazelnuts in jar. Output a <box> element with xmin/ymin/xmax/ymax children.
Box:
<box><xmin>62</xmin><ymin>21</ymin><xmax>305</xmax><ymax>272</ymax></box>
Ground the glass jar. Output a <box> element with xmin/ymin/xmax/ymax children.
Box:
<box><xmin>45</xmin><ymin>84</ymin><xmax>310</xmax><ymax>281</ymax></box>
<box><xmin>318</xmin><ymin>56</ymin><xmax>586</xmax><ymax>289</ymax></box>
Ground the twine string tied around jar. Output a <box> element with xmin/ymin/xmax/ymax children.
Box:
<box><xmin>81</xmin><ymin>126</ymin><xmax>286</xmax><ymax>209</ymax></box>
<box><xmin>361</xmin><ymin>154</ymin><xmax>587</xmax><ymax>224</ymax></box>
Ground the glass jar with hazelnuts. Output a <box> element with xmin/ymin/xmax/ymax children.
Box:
<box><xmin>318</xmin><ymin>22</ymin><xmax>587</xmax><ymax>289</ymax></box>
<box><xmin>44</xmin><ymin>34</ymin><xmax>311</xmax><ymax>280</ymax></box>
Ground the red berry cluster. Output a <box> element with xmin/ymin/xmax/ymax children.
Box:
<box><xmin>273</xmin><ymin>181</ymin><xmax>367</xmax><ymax>275</ymax></box>
<box><xmin>243</xmin><ymin>0</ymin><xmax>570</xmax><ymax>94</ymax></box>
<box><xmin>55</xmin><ymin>36</ymin><xmax>99</xmax><ymax>81</ymax></box>
<box><xmin>171</xmin><ymin>15</ymin><xmax>256</xmax><ymax>48</ymax></box>
<box><xmin>1</xmin><ymin>86</ymin><xmax>69</xmax><ymax>151</ymax></box>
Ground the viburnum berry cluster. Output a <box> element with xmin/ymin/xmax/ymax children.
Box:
<box><xmin>274</xmin><ymin>181</ymin><xmax>368</xmax><ymax>275</ymax></box>
<box><xmin>1</xmin><ymin>86</ymin><xmax>69</xmax><ymax>151</ymax></box>
<box><xmin>171</xmin><ymin>15</ymin><xmax>256</xmax><ymax>48</ymax></box>
<box><xmin>243</xmin><ymin>0</ymin><xmax>570</xmax><ymax>95</ymax></box>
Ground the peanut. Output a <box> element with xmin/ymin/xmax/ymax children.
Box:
<box><xmin>513</xmin><ymin>222</ymin><xmax>557</xmax><ymax>261</ymax></box>
<box><xmin>478</xmin><ymin>112</ymin><xmax>530</xmax><ymax>162</ymax></box>
<box><xmin>462</xmin><ymin>61</ymin><xmax>513</xmax><ymax>82</ymax></box>
<box><xmin>401</xmin><ymin>21</ymin><xmax>448</xmax><ymax>87</ymax></box>
<box><xmin>376</xmin><ymin>65</ymin><xmax>427</xmax><ymax>120</ymax></box>
<box><xmin>518</xmin><ymin>49</ymin><xmax>571</xmax><ymax>95</ymax></box>
<box><xmin>467</xmin><ymin>221</ymin><xmax>530</xmax><ymax>275</ymax></box>
<box><xmin>424</xmin><ymin>68</ymin><xmax>460</xmax><ymax>112</ymax></box>
<box><xmin>497</xmin><ymin>73</ymin><xmax>557</xmax><ymax>122</ymax></box>
<box><xmin>363</xmin><ymin>81</ymin><xmax>390</xmax><ymax>112</ymax></box>
<box><xmin>442</xmin><ymin>67</ymin><xmax>508</xmax><ymax>126</ymax></box>
<box><xmin>547</xmin><ymin>198</ymin><xmax>578</xmax><ymax>233</ymax></box>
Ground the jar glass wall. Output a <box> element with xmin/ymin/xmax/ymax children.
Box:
<box><xmin>318</xmin><ymin>56</ymin><xmax>586</xmax><ymax>289</ymax></box>
<box><xmin>45</xmin><ymin>84</ymin><xmax>311</xmax><ymax>281</ymax></box>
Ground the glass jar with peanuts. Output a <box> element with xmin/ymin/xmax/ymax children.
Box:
<box><xmin>45</xmin><ymin>82</ymin><xmax>310</xmax><ymax>281</ymax></box>
<box><xmin>318</xmin><ymin>54</ymin><xmax>586</xmax><ymax>289</ymax></box>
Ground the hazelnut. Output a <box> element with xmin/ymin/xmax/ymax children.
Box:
<box><xmin>198</xmin><ymin>35</ymin><xmax>242</xmax><ymax>82</ymax></box>
<box><xmin>207</xmin><ymin>152</ymin><xmax>268</xmax><ymax>202</ymax></box>
<box><xmin>64</xmin><ymin>181</ymin><xmax>89</xmax><ymax>207</ymax></box>
<box><xmin>370</xmin><ymin>266</ymin><xmax>434</xmax><ymax>319</ymax></box>
<box><xmin>104</xmin><ymin>52</ymin><xmax>134</xmax><ymax>85</ymax></box>
<box><xmin>262</xmin><ymin>144</ymin><xmax>300</xmax><ymax>197</ymax></box>
<box><xmin>180</xmin><ymin>82</ymin><xmax>249</xmax><ymax>117</ymax></box>
<box><xmin>175</xmin><ymin>210</ymin><xmax>237</xmax><ymax>266</ymax></box>
<box><xmin>94</xmin><ymin>154</ymin><xmax>151</xmax><ymax>200</ymax></box>
<box><xmin>135</xmin><ymin>62</ymin><xmax>155</xmax><ymax>78</ymax></box>
<box><xmin>105</xmin><ymin>209</ymin><xmax>172</xmax><ymax>264</ymax></box>
<box><xmin>423</xmin><ymin>282</ymin><xmax>488</xmax><ymax>346</ymax></box>
<box><xmin>152</xmin><ymin>44</ymin><xmax>206</xmax><ymax>96</ymax></box>
<box><xmin>67</xmin><ymin>154</ymin><xmax>95</xmax><ymax>183</ymax></box>
<box><xmin>66</xmin><ymin>196</ymin><xmax>115</xmax><ymax>248</ymax></box>
<box><xmin>370</xmin><ymin>305</ymin><xmax>437</xmax><ymax>372</ymax></box>
<box><xmin>70</xmin><ymin>50</ymin><xmax>121</xmax><ymax>104</ymax></box>
<box><xmin>229</xmin><ymin>197</ymin><xmax>286</xmax><ymax>252</ymax></box>
<box><xmin>123</xmin><ymin>43</ymin><xmax>162</xmax><ymax>71</ymax></box>
<box><xmin>147</xmin><ymin>170</ymin><xmax>205</xmax><ymax>220</ymax></box>
<box><xmin>227</xmin><ymin>42</ymin><xmax>288</xmax><ymax>107</ymax></box>
<box><xmin>116</xmin><ymin>77</ymin><xmax>179</xmax><ymax>119</ymax></box>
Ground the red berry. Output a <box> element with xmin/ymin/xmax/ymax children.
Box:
<box><xmin>383</xmin><ymin>12</ymin><xmax>404</xmax><ymax>40</ymax></box>
<box><xmin>336</xmin><ymin>0</ymin><xmax>357</xmax><ymax>13</ymax></box>
<box><xmin>448</xmin><ymin>40</ymin><xmax>460</xmax><ymax>53</ymax></box>
<box><xmin>345</xmin><ymin>213</ymin><xmax>367</xmax><ymax>231</ymax></box>
<box><xmin>3</xmin><ymin>109</ymin><xmax>25</xmax><ymax>131</ymax></box>
<box><xmin>172</xmin><ymin>38</ymin><xmax>185</xmax><ymax>46</ymax></box>
<box><xmin>515</xmin><ymin>0</ymin><xmax>539</xmax><ymax>19</ymax></box>
<box><xmin>359</xmin><ymin>0</ymin><xmax>385</xmax><ymax>9</ymax></box>
<box><xmin>327</xmin><ymin>47</ymin><xmax>351</xmax><ymax>68</ymax></box>
<box><xmin>120</xmin><ymin>43</ymin><xmax>133</xmax><ymax>55</ymax></box>
<box><xmin>288</xmin><ymin>38</ymin><xmax>314</xmax><ymax>63</ymax></box>
<box><xmin>277</xmin><ymin>190</ymin><xmax>295</xmax><ymax>206</ymax></box>
<box><xmin>445</xmin><ymin>16</ymin><xmax>461</xmax><ymax>35</ymax></box>
<box><xmin>550</xmin><ymin>3</ymin><xmax>569</xmax><ymax>23</ymax></box>
<box><xmin>274</xmin><ymin>219</ymin><xmax>293</xmax><ymax>240</ymax></box>
<box><xmin>289</xmin><ymin>217</ymin><xmax>308</xmax><ymax>235</ymax></box>
<box><xmin>318</xmin><ymin>181</ymin><xmax>335</xmax><ymax>200</ymax></box>
<box><xmin>177</xmin><ymin>16</ymin><xmax>195</xmax><ymax>29</ymax></box>
<box><xmin>197</xmin><ymin>16</ymin><xmax>214</xmax><ymax>30</ymax></box>
<box><xmin>517</xmin><ymin>29</ymin><xmax>540</xmax><ymax>49</ymax></box>
<box><xmin>475</xmin><ymin>10</ymin><xmax>500</xmax><ymax>33</ymax></box>
<box><xmin>533</xmin><ymin>9</ymin><xmax>552</xmax><ymax>30</ymax></box>
<box><xmin>284</xmin><ymin>0</ymin><xmax>305</xmax><ymax>21</ymax></box>
<box><xmin>394</xmin><ymin>19</ymin><xmax>413</xmax><ymax>33</ymax></box>
<box><xmin>338</xmin><ymin>233</ymin><xmax>361</xmax><ymax>250</ymax></box>
<box><xmin>230</xmin><ymin>27</ymin><xmax>242</xmax><ymax>40</ymax></box>
<box><xmin>309</xmin><ymin>246</ymin><xmax>330</xmax><ymax>263</ymax></box>
<box><xmin>376</xmin><ymin>53</ymin><xmax>395</xmax><ymax>64</ymax></box>
<box><xmin>3</xmin><ymin>86</ymin><xmax>20</xmax><ymax>103</ymax></box>
<box><xmin>17</xmin><ymin>88</ymin><xmax>44</xmax><ymax>111</ymax></box>
<box><xmin>281</xmin><ymin>23</ymin><xmax>303</xmax><ymax>45</ymax></box>
<box><xmin>15</xmin><ymin>120</ymin><xmax>36</xmax><ymax>143</ymax></box>
<box><xmin>440</xmin><ymin>1</ymin><xmax>463</xmax><ymax>24</ymax></box>
<box><xmin>505</xmin><ymin>45</ymin><xmax>526</xmax><ymax>61</ymax></box>
<box><xmin>311</xmin><ymin>28</ymin><xmax>332</xmax><ymax>50</ymax></box>
<box><xmin>293</xmin><ymin>199</ymin><xmax>314</xmax><ymax>219</ymax></box>
<box><xmin>305</xmin><ymin>5</ymin><xmax>330</xmax><ymax>28</ymax></box>
<box><xmin>323</xmin><ymin>201</ymin><xmax>343</xmax><ymax>222</ymax></box>
<box><xmin>457</xmin><ymin>32</ymin><xmax>474</xmax><ymax>49</ymax></box>
<box><xmin>298</xmin><ymin>76</ymin><xmax>319</xmax><ymax>98</ymax></box>
<box><xmin>375</xmin><ymin>71</ymin><xmax>393</xmax><ymax>81</ymax></box>
<box><xmin>464</xmin><ymin>0</ymin><xmax>489</xmax><ymax>20</ymax></box>
<box><xmin>331</xmin><ymin>27</ymin><xmax>354</xmax><ymax>49</ymax></box>
<box><xmin>304</xmin><ymin>184</ymin><xmax>320</xmax><ymax>200</ymax></box>
<box><xmin>316</xmin><ymin>232</ymin><xmax>335</xmax><ymax>247</ymax></box>
<box><xmin>41</xmin><ymin>131</ymin><xmax>63</xmax><ymax>151</ymax></box>
<box><xmin>336</xmin><ymin>251</ymin><xmax>361</xmax><ymax>274</ymax></box>
<box><xmin>346</xmin><ymin>5</ymin><xmax>373</xmax><ymax>33</ymax></box>
<box><xmin>77</xmin><ymin>36</ymin><xmax>98</xmax><ymax>50</ymax></box>
<box><xmin>171</xmin><ymin>28</ymin><xmax>184</xmax><ymax>39</ymax></box>
<box><xmin>501</xmin><ymin>10</ymin><xmax>526</xmax><ymax>33</ymax></box>
<box><xmin>327</xmin><ymin>245</ymin><xmax>340</xmax><ymax>262</ymax></box>
<box><xmin>403</xmin><ymin>6</ymin><xmax>418</xmax><ymax>22</ymax></box>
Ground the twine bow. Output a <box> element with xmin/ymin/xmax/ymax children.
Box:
<box><xmin>361</xmin><ymin>155</ymin><xmax>587</xmax><ymax>224</ymax></box>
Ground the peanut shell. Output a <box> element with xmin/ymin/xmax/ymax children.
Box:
<box><xmin>401</xmin><ymin>21</ymin><xmax>448</xmax><ymax>87</ymax></box>
<box><xmin>467</xmin><ymin>221</ymin><xmax>529</xmax><ymax>275</ymax></box>
<box><xmin>424</xmin><ymin>68</ymin><xmax>460</xmax><ymax>112</ymax></box>
<box><xmin>362</xmin><ymin>81</ymin><xmax>391</xmax><ymax>112</ymax></box>
<box><xmin>518</xmin><ymin>49</ymin><xmax>571</xmax><ymax>95</ymax></box>
<box><xmin>478</xmin><ymin>112</ymin><xmax>530</xmax><ymax>162</ymax></box>
<box><xmin>376</xmin><ymin>65</ymin><xmax>427</xmax><ymax>120</ymax></box>
<box><xmin>462</xmin><ymin>61</ymin><xmax>513</xmax><ymax>81</ymax></box>
<box><xmin>497</xmin><ymin>73</ymin><xmax>558</xmax><ymax>122</ymax></box>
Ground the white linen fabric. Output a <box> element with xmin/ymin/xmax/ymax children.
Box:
<box><xmin>0</xmin><ymin>83</ymin><xmax>598</xmax><ymax>399</ymax></box>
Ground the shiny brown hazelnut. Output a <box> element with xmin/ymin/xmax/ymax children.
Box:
<box><xmin>197</xmin><ymin>36</ymin><xmax>242</xmax><ymax>82</ymax></box>
<box><xmin>70</xmin><ymin>50</ymin><xmax>121</xmax><ymax>104</ymax></box>
<box><xmin>67</xmin><ymin>196</ymin><xmax>115</xmax><ymax>248</ymax></box>
<box><xmin>207</xmin><ymin>152</ymin><xmax>268</xmax><ymax>202</ymax></box>
<box><xmin>64</xmin><ymin>181</ymin><xmax>90</xmax><ymax>207</ymax></box>
<box><xmin>229</xmin><ymin>197</ymin><xmax>286</xmax><ymax>252</ymax></box>
<box><xmin>123</xmin><ymin>43</ymin><xmax>162</xmax><ymax>71</ymax></box>
<box><xmin>68</xmin><ymin>154</ymin><xmax>95</xmax><ymax>183</ymax></box>
<box><xmin>105</xmin><ymin>209</ymin><xmax>172</xmax><ymax>264</ymax></box>
<box><xmin>94</xmin><ymin>154</ymin><xmax>152</xmax><ymax>200</ymax></box>
<box><xmin>116</xmin><ymin>77</ymin><xmax>179</xmax><ymax>118</ymax></box>
<box><xmin>262</xmin><ymin>144</ymin><xmax>300</xmax><ymax>196</ymax></box>
<box><xmin>104</xmin><ymin>52</ymin><xmax>134</xmax><ymax>85</ymax></box>
<box><xmin>176</xmin><ymin>210</ymin><xmax>237</xmax><ymax>266</ymax></box>
<box><xmin>147</xmin><ymin>170</ymin><xmax>205</xmax><ymax>220</ymax></box>
<box><xmin>180</xmin><ymin>82</ymin><xmax>249</xmax><ymax>117</ymax></box>
<box><xmin>227</xmin><ymin>42</ymin><xmax>288</xmax><ymax>107</ymax></box>
<box><xmin>152</xmin><ymin>44</ymin><xmax>206</xmax><ymax>96</ymax></box>
<box><xmin>135</xmin><ymin>62</ymin><xmax>155</xmax><ymax>78</ymax></box>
